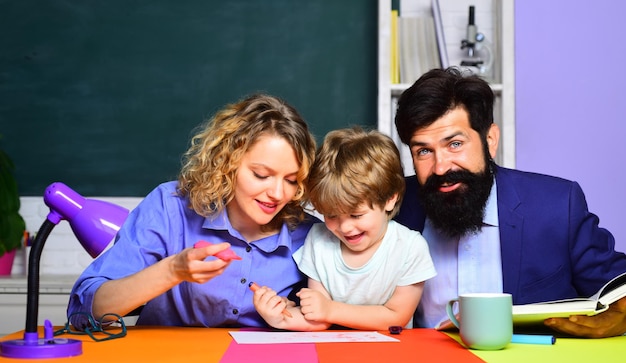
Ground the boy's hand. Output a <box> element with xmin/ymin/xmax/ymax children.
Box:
<box><xmin>297</xmin><ymin>287</ymin><xmax>333</xmax><ymax>322</ymax></box>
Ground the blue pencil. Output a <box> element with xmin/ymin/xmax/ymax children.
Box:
<box><xmin>511</xmin><ymin>334</ymin><xmax>556</xmax><ymax>345</ymax></box>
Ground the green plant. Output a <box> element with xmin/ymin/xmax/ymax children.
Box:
<box><xmin>0</xmin><ymin>139</ymin><xmax>26</xmax><ymax>256</ymax></box>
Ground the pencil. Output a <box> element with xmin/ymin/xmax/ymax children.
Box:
<box><xmin>248</xmin><ymin>282</ymin><xmax>293</xmax><ymax>318</ymax></box>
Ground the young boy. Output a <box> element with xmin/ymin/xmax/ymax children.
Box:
<box><xmin>252</xmin><ymin>127</ymin><xmax>436</xmax><ymax>331</ymax></box>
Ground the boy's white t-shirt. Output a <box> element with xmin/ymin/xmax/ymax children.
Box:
<box><xmin>293</xmin><ymin>220</ymin><xmax>436</xmax><ymax>311</ymax></box>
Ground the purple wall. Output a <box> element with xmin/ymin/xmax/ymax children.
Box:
<box><xmin>515</xmin><ymin>0</ymin><xmax>626</xmax><ymax>253</ymax></box>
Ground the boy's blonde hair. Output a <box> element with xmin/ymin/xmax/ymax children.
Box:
<box><xmin>309</xmin><ymin>126</ymin><xmax>405</xmax><ymax>218</ymax></box>
<box><xmin>177</xmin><ymin>94</ymin><xmax>316</xmax><ymax>231</ymax></box>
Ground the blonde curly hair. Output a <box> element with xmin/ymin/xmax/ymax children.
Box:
<box><xmin>177</xmin><ymin>94</ymin><xmax>316</xmax><ymax>231</ymax></box>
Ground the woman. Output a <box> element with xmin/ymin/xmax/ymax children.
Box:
<box><xmin>67</xmin><ymin>94</ymin><xmax>317</xmax><ymax>329</ymax></box>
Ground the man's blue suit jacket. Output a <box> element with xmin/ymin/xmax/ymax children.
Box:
<box><xmin>395</xmin><ymin>165</ymin><xmax>626</xmax><ymax>305</ymax></box>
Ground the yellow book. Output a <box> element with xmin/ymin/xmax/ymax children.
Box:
<box><xmin>390</xmin><ymin>10</ymin><xmax>399</xmax><ymax>84</ymax></box>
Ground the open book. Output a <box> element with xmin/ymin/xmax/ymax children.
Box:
<box><xmin>512</xmin><ymin>271</ymin><xmax>626</xmax><ymax>325</ymax></box>
<box><xmin>435</xmin><ymin>271</ymin><xmax>626</xmax><ymax>330</ymax></box>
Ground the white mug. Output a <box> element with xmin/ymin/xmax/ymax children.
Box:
<box><xmin>446</xmin><ymin>293</ymin><xmax>512</xmax><ymax>350</ymax></box>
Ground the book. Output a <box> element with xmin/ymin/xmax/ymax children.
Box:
<box><xmin>435</xmin><ymin>271</ymin><xmax>626</xmax><ymax>330</ymax></box>
<box><xmin>431</xmin><ymin>0</ymin><xmax>448</xmax><ymax>68</ymax></box>
<box><xmin>512</xmin><ymin>271</ymin><xmax>626</xmax><ymax>325</ymax></box>
<box><xmin>390</xmin><ymin>10</ymin><xmax>400</xmax><ymax>84</ymax></box>
<box><xmin>397</xmin><ymin>15</ymin><xmax>420</xmax><ymax>85</ymax></box>
<box><xmin>398</xmin><ymin>14</ymin><xmax>439</xmax><ymax>85</ymax></box>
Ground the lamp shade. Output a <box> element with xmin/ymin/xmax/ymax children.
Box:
<box><xmin>43</xmin><ymin>182</ymin><xmax>129</xmax><ymax>257</ymax></box>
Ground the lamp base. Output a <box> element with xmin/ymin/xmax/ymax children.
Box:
<box><xmin>0</xmin><ymin>338</ymin><xmax>82</xmax><ymax>359</ymax></box>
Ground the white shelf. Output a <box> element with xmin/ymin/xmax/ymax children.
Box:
<box><xmin>390</xmin><ymin>82</ymin><xmax>503</xmax><ymax>97</ymax></box>
<box><xmin>378</xmin><ymin>0</ymin><xmax>515</xmax><ymax>172</ymax></box>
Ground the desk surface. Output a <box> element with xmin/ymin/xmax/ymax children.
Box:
<box><xmin>1</xmin><ymin>327</ymin><xmax>626</xmax><ymax>362</ymax></box>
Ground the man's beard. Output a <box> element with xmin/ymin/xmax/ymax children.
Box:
<box><xmin>417</xmin><ymin>162</ymin><xmax>494</xmax><ymax>238</ymax></box>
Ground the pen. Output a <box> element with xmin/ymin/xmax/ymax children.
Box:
<box><xmin>511</xmin><ymin>334</ymin><xmax>556</xmax><ymax>345</ymax></box>
<box><xmin>248</xmin><ymin>282</ymin><xmax>293</xmax><ymax>318</ymax></box>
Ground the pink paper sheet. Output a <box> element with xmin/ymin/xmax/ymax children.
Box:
<box><xmin>219</xmin><ymin>341</ymin><xmax>318</xmax><ymax>363</ymax></box>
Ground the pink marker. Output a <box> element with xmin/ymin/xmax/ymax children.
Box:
<box><xmin>194</xmin><ymin>241</ymin><xmax>242</xmax><ymax>261</ymax></box>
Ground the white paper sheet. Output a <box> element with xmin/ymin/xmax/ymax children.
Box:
<box><xmin>229</xmin><ymin>331</ymin><xmax>400</xmax><ymax>344</ymax></box>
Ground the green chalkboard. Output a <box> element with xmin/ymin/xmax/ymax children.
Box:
<box><xmin>0</xmin><ymin>0</ymin><xmax>377</xmax><ymax>196</ymax></box>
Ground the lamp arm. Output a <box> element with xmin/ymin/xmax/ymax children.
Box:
<box><xmin>25</xmin><ymin>219</ymin><xmax>56</xmax><ymax>334</ymax></box>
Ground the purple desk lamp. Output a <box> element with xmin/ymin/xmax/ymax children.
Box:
<box><xmin>0</xmin><ymin>182</ymin><xmax>129</xmax><ymax>359</ymax></box>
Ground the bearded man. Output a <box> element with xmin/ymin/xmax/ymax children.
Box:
<box><xmin>394</xmin><ymin>67</ymin><xmax>626</xmax><ymax>338</ymax></box>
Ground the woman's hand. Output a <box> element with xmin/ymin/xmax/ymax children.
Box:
<box><xmin>251</xmin><ymin>285</ymin><xmax>292</xmax><ymax>327</ymax></box>
<box><xmin>171</xmin><ymin>242</ymin><xmax>231</xmax><ymax>284</ymax></box>
<box><xmin>93</xmin><ymin>242</ymin><xmax>232</xmax><ymax>318</ymax></box>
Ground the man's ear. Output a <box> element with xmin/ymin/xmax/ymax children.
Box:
<box><xmin>487</xmin><ymin>123</ymin><xmax>500</xmax><ymax>159</ymax></box>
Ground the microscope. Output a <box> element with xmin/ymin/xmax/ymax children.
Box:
<box><xmin>460</xmin><ymin>6</ymin><xmax>493</xmax><ymax>79</ymax></box>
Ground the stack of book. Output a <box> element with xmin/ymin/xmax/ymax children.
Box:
<box><xmin>390</xmin><ymin>0</ymin><xmax>447</xmax><ymax>85</ymax></box>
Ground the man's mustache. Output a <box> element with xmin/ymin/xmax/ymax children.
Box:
<box><xmin>425</xmin><ymin>170</ymin><xmax>476</xmax><ymax>189</ymax></box>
